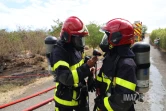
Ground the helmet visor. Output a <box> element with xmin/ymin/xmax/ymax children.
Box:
<box><xmin>100</xmin><ymin>33</ymin><xmax>109</xmax><ymax>46</ymax></box>
<box><xmin>99</xmin><ymin>33</ymin><xmax>110</xmax><ymax>52</ymax></box>
<box><xmin>72</xmin><ymin>35</ymin><xmax>85</xmax><ymax>51</ymax></box>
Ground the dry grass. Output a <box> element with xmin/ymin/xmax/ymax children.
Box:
<box><xmin>0</xmin><ymin>29</ymin><xmax>47</xmax><ymax>61</ymax></box>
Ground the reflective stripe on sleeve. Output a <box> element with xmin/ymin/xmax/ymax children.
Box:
<box><xmin>53</xmin><ymin>59</ymin><xmax>84</xmax><ymax>85</ymax></box>
<box><xmin>69</xmin><ymin>59</ymin><xmax>84</xmax><ymax>86</ymax></box>
<box><xmin>104</xmin><ymin>97</ymin><xmax>114</xmax><ymax>111</ymax></box>
<box><xmin>71</xmin><ymin>70</ymin><xmax>79</xmax><ymax>85</ymax></box>
<box><xmin>52</xmin><ymin>61</ymin><xmax>69</xmax><ymax>71</ymax></box>
<box><xmin>70</xmin><ymin>59</ymin><xmax>84</xmax><ymax>70</ymax></box>
<box><xmin>96</xmin><ymin>75</ymin><xmax>102</xmax><ymax>82</ymax></box>
<box><xmin>73</xmin><ymin>90</ymin><xmax>77</xmax><ymax>99</ymax></box>
<box><xmin>55</xmin><ymin>107</ymin><xmax>59</xmax><ymax>111</ymax></box>
<box><xmin>54</xmin><ymin>82</ymin><xmax>78</xmax><ymax>106</ymax></box>
<box><xmin>115</xmin><ymin>77</ymin><xmax>136</xmax><ymax>91</ymax></box>
<box><xmin>54</xmin><ymin>93</ymin><xmax>78</xmax><ymax>106</ymax></box>
<box><xmin>102</xmin><ymin>73</ymin><xmax>111</xmax><ymax>91</ymax></box>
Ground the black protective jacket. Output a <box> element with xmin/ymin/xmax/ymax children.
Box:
<box><xmin>50</xmin><ymin>40</ymin><xmax>91</xmax><ymax>108</ymax></box>
<box><xmin>95</xmin><ymin>45</ymin><xmax>137</xmax><ymax>111</ymax></box>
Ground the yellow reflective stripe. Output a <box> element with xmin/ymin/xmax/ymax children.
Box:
<box><xmin>70</xmin><ymin>59</ymin><xmax>84</xmax><ymax>70</ymax></box>
<box><xmin>82</xmin><ymin>52</ymin><xmax>85</xmax><ymax>59</ymax></box>
<box><xmin>102</xmin><ymin>73</ymin><xmax>111</xmax><ymax>91</ymax></box>
<box><xmin>54</xmin><ymin>94</ymin><xmax>78</xmax><ymax>106</ymax></box>
<box><xmin>52</xmin><ymin>61</ymin><xmax>69</xmax><ymax>71</ymax></box>
<box><xmin>96</xmin><ymin>75</ymin><xmax>102</xmax><ymax>82</ymax></box>
<box><xmin>97</xmin><ymin>107</ymin><xmax>100</xmax><ymax>111</ymax></box>
<box><xmin>104</xmin><ymin>97</ymin><xmax>114</xmax><ymax>111</ymax></box>
<box><xmin>54</xmin><ymin>82</ymin><xmax>59</xmax><ymax>93</ymax></box>
<box><xmin>103</xmin><ymin>78</ymin><xmax>111</xmax><ymax>91</ymax></box>
<box><xmin>73</xmin><ymin>90</ymin><xmax>77</xmax><ymax>99</ymax></box>
<box><xmin>69</xmin><ymin>59</ymin><xmax>84</xmax><ymax>86</ymax></box>
<box><xmin>73</xmin><ymin>84</ymin><xmax>78</xmax><ymax>87</ymax></box>
<box><xmin>55</xmin><ymin>82</ymin><xmax>59</xmax><ymax>87</ymax></box>
<box><xmin>54</xmin><ymin>82</ymin><xmax>78</xmax><ymax>106</ymax></box>
<box><xmin>55</xmin><ymin>83</ymin><xmax>77</xmax><ymax>99</ymax></box>
<box><xmin>55</xmin><ymin>107</ymin><xmax>59</xmax><ymax>111</ymax></box>
<box><xmin>71</xmin><ymin>70</ymin><xmax>79</xmax><ymax>85</ymax></box>
<box><xmin>115</xmin><ymin>77</ymin><xmax>136</xmax><ymax>91</ymax></box>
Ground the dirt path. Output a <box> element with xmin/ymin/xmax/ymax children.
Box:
<box><xmin>0</xmin><ymin>76</ymin><xmax>54</xmax><ymax>105</ymax></box>
<box><xmin>147</xmin><ymin>37</ymin><xmax>166</xmax><ymax>111</ymax></box>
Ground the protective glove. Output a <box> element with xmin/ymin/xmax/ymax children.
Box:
<box><xmin>95</xmin><ymin>78</ymin><xmax>107</xmax><ymax>96</ymax></box>
<box><xmin>136</xmin><ymin>92</ymin><xmax>144</xmax><ymax>102</ymax></box>
<box><xmin>94</xmin><ymin>95</ymin><xmax>107</xmax><ymax>111</ymax></box>
<box><xmin>87</xmin><ymin>67</ymin><xmax>96</xmax><ymax>92</ymax></box>
<box><xmin>87</xmin><ymin>75</ymin><xmax>96</xmax><ymax>92</ymax></box>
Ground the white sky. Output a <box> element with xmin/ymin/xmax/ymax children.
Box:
<box><xmin>0</xmin><ymin>0</ymin><xmax>166</xmax><ymax>33</ymax></box>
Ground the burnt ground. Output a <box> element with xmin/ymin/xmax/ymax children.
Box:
<box><xmin>0</xmin><ymin>46</ymin><xmax>103</xmax><ymax>91</ymax></box>
<box><xmin>0</xmin><ymin>48</ymin><xmax>96</xmax><ymax>93</ymax></box>
<box><xmin>0</xmin><ymin>54</ymin><xmax>50</xmax><ymax>93</ymax></box>
<box><xmin>0</xmin><ymin>48</ymin><xmax>95</xmax><ymax>105</ymax></box>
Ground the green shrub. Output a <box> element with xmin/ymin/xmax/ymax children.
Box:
<box><xmin>150</xmin><ymin>28</ymin><xmax>166</xmax><ymax>50</ymax></box>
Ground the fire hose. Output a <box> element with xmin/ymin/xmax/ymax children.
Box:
<box><xmin>0</xmin><ymin>86</ymin><xmax>55</xmax><ymax>109</ymax></box>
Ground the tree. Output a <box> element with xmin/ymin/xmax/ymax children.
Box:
<box><xmin>86</xmin><ymin>22</ymin><xmax>103</xmax><ymax>49</ymax></box>
<box><xmin>49</xmin><ymin>19</ymin><xmax>63</xmax><ymax>37</ymax></box>
<box><xmin>142</xmin><ymin>25</ymin><xmax>147</xmax><ymax>34</ymax></box>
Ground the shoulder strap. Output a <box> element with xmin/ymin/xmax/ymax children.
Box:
<box><xmin>54</xmin><ymin>44</ymin><xmax>68</xmax><ymax>53</ymax></box>
<box><xmin>53</xmin><ymin>44</ymin><xmax>72</xmax><ymax>65</ymax></box>
<box><xmin>110</xmin><ymin>55</ymin><xmax>121</xmax><ymax>88</ymax></box>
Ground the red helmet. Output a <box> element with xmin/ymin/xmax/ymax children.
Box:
<box><xmin>60</xmin><ymin>16</ymin><xmax>89</xmax><ymax>43</ymax></box>
<box><xmin>101</xmin><ymin>18</ymin><xmax>134</xmax><ymax>46</ymax></box>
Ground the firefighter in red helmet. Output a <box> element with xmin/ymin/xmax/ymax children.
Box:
<box><xmin>94</xmin><ymin>18</ymin><xmax>137</xmax><ymax>111</ymax></box>
<box><xmin>50</xmin><ymin>16</ymin><xmax>97</xmax><ymax>111</ymax></box>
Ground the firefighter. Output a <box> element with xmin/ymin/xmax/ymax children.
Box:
<box><xmin>50</xmin><ymin>16</ymin><xmax>97</xmax><ymax>111</ymax></box>
<box><xmin>94</xmin><ymin>18</ymin><xmax>137</xmax><ymax>111</ymax></box>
